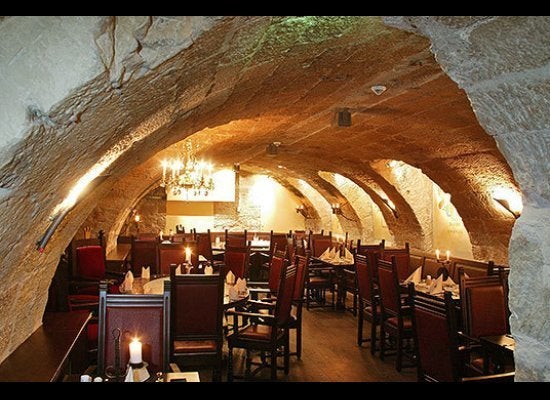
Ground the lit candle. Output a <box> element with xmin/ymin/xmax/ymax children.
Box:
<box><xmin>134</xmin><ymin>214</ymin><xmax>141</xmax><ymax>223</ymax></box>
<box><xmin>159</xmin><ymin>230</ymin><xmax>163</xmax><ymax>240</ymax></box>
<box><xmin>435</xmin><ymin>249</ymin><xmax>440</xmax><ymax>260</ymax></box>
<box><xmin>185</xmin><ymin>247</ymin><xmax>191</xmax><ymax>263</ymax></box>
<box><xmin>129</xmin><ymin>338</ymin><xmax>142</xmax><ymax>364</ymax></box>
<box><xmin>446</xmin><ymin>250</ymin><xmax>450</xmax><ymax>261</ymax></box>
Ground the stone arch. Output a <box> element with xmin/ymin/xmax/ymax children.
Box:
<box><xmin>383</xmin><ymin>15</ymin><xmax>550</xmax><ymax>381</ymax></box>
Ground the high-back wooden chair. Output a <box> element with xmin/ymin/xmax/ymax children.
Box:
<box><xmin>158</xmin><ymin>243</ymin><xmax>186</xmax><ymax>276</ymax></box>
<box><xmin>131</xmin><ymin>236</ymin><xmax>159</xmax><ymax>276</ymax></box>
<box><xmin>355</xmin><ymin>253</ymin><xmax>381</xmax><ymax>354</ymax></box>
<box><xmin>381</xmin><ymin>242</ymin><xmax>410</xmax><ymax>282</ymax></box>
<box><xmin>169</xmin><ymin>266</ymin><xmax>225</xmax><ymax>381</ymax></box>
<box><xmin>97</xmin><ymin>281</ymin><xmax>171</xmax><ymax>376</ymax></box>
<box><xmin>226</xmin><ymin>263</ymin><xmax>297</xmax><ymax>381</ymax></box>
<box><xmin>223</xmin><ymin>245</ymin><xmax>251</xmax><ymax>279</ymax></box>
<box><xmin>377</xmin><ymin>257</ymin><xmax>414</xmax><ymax>371</ymax></box>
<box><xmin>225</xmin><ymin>229</ymin><xmax>248</xmax><ymax>248</ymax></box>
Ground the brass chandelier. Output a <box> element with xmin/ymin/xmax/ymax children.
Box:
<box><xmin>160</xmin><ymin>142</ymin><xmax>215</xmax><ymax>197</ymax></box>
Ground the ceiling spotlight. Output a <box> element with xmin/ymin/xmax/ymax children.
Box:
<box><xmin>371</xmin><ymin>85</ymin><xmax>387</xmax><ymax>96</ymax></box>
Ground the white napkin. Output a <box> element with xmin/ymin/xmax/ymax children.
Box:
<box><xmin>404</xmin><ymin>267</ymin><xmax>422</xmax><ymax>285</ymax></box>
<box><xmin>235</xmin><ymin>278</ymin><xmax>247</xmax><ymax>294</ymax></box>
<box><xmin>319</xmin><ymin>247</ymin><xmax>330</xmax><ymax>261</ymax></box>
<box><xmin>124</xmin><ymin>365</ymin><xmax>150</xmax><ymax>382</ymax></box>
<box><xmin>161</xmin><ymin>240</ymin><xmax>172</xmax><ymax>244</ymax></box>
<box><xmin>121</xmin><ymin>271</ymin><xmax>134</xmax><ymax>292</ymax></box>
<box><xmin>328</xmin><ymin>247</ymin><xmax>337</xmax><ymax>260</ymax></box>
<box><xmin>344</xmin><ymin>247</ymin><xmax>354</xmax><ymax>263</ymax></box>
<box><xmin>430</xmin><ymin>275</ymin><xmax>444</xmax><ymax>294</ymax></box>
<box><xmin>204</xmin><ymin>265</ymin><xmax>213</xmax><ymax>275</ymax></box>
<box><xmin>444</xmin><ymin>276</ymin><xmax>456</xmax><ymax>286</ymax></box>
<box><xmin>226</xmin><ymin>270</ymin><xmax>236</xmax><ymax>285</ymax></box>
<box><xmin>229</xmin><ymin>285</ymin><xmax>239</xmax><ymax>301</ymax></box>
<box><xmin>141</xmin><ymin>266</ymin><xmax>150</xmax><ymax>280</ymax></box>
<box><xmin>175</xmin><ymin>265</ymin><xmax>182</xmax><ymax>275</ymax></box>
<box><xmin>124</xmin><ymin>366</ymin><xmax>134</xmax><ymax>382</ymax></box>
<box><xmin>198</xmin><ymin>255</ymin><xmax>207</xmax><ymax>262</ymax></box>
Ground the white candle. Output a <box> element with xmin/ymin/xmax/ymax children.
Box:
<box><xmin>159</xmin><ymin>230</ymin><xmax>163</xmax><ymax>240</ymax></box>
<box><xmin>446</xmin><ymin>250</ymin><xmax>450</xmax><ymax>261</ymax></box>
<box><xmin>435</xmin><ymin>249</ymin><xmax>440</xmax><ymax>260</ymax></box>
<box><xmin>129</xmin><ymin>338</ymin><xmax>142</xmax><ymax>364</ymax></box>
<box><xmin>185</xmin><ymin>247</ymin><xmax>191</xmax><ymax>263</ymax></box>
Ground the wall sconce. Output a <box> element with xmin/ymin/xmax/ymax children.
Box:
<box><xmin>381</xmin><ymin>197</ymin><xmax>399</xmax><ymax>218</ymax></box>
<box><xmin>493</xmin><ymin>198</ymin><xmax>521</xmax><ymax>219</ymax></box>
<box><xmin>492</xmin><ymin>187</ymin><xmax>522</xmax><ymax>219</ymax></box>
<box><xmin>133</xmin><ymin>211</ymin><xmax>141</xmax><ymax>233</ymax></box>
<box><xmin>296</xmin><ymin>204</ymin><xmax>313</xmax><ymax>219</ymax></box>
<box><xmin>331</xmin><ymin>203</ymin><xmax>342</xmax><ymax>215</ymax></box>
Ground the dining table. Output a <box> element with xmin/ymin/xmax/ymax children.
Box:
<box><xmin>120</xmin><ymin>276</ymin><xmax>249</xmax><ymax>309</ymax></box>
<box><xmin>311</xmin><ymin>256</ymin><xmax>355</xmax><ymax>310</ymax></box>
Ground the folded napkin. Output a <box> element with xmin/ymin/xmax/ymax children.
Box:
<box><xmin>141</xmin><ymin>266</ymin><xmax>150</xmax><ymax>280</ymax></box>
<box><xmin>404</xmin><ymin>266</ymin><xmax>422</xmax><ymax>285</ymax></box>
<box><xmin>328</xmin><ymin>247</ymin><xmax>337</xmax><ymax>260</ymax></box>
<box><xmin>235</xmin><ymin>278</ymin><xmax>247</xmax><ymax>294</ymax></box>
<box><xmin>175</xmin><ymin>264</ymin><xmax>182</xmax><ymax>275</ymax></box>
<box><xmin>344</xmin><ymin>247</ymin><xmax>354</xmax><ymax>263</ymax></box>
<box><xmin>429</xmin><ymin>275</ymin><xmax>444</xmax><ymax>294</ymax></box>
<box><xmin>444</xmin><ymin>276</ymin><xmax>456</xmax><ymax>286</ymax></box>
<box><xmin>161</xmin><ymin>240</ymin><xmax>172</xmax><ymax>244</ymax></box>
<box><xmin>226</xmin><ymin>270</ymin><xmax>236</xmax><ymax>285</ymax></box>
<box><xmin>229</xmin><ymin>285</ymin><xmax>239</xmax><ymax>301</ymax></box>
<box><xmin>319</xmin><ymin>247</ymin><xmax>330</xmax><ymax>261</ymax></box>
<box><xmin>198</xmin><ymin>255</ymin><xmax>207</xmax><ymax>262</ymax></box>
<box><xmin>204</xmin><ymin>265</ymin><xmax>213</xmax><ymax>275</ymax></box>
<box><xmin>121</xmin><ymin>271</ymin><xmax>134</xmax><ymax>292</ymax></box>
<box><xmin>124</xmin><ymin>365</ymin><xmax>150</xmax><ymax>382</ymax></box>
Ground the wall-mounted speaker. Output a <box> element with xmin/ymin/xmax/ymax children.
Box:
<box><xmin>337</xmin><ymin>109</ymin><xmax>351</xmax><ymax>127</ymax></box>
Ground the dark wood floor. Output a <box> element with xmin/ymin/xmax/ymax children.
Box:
<box><xmin>193</xmin><ymin>303</ymin><xmax>416</xmax><ymax>382</ymax></box>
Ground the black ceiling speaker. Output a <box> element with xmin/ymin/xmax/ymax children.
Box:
<box><xmin>337</xmin><ymin>109</ymin><xmax>351</xmax><ymax>127</ymax></box>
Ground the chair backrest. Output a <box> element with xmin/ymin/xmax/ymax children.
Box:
<box><xmin>175</xmin><ymin>224</ymin><xmax>185</xmax><ymax>234</ymax></box>
<box><xmin>410</xmin><ymin>286</ymin><xmax>460</xmax><ymax>382</ymax></box>
<box><xmin>355</xmin><ymin>254</ymin><xmax>376</xmax><ymax>305</ymax></box>
<box><xmin>423</xmin><ymin>257</ymin><xmax>442</xmax><ymax>279</ymax></box>
<box><xmin>158</xmin><ymin>243</ymin><xmax>186</xmax><ymax>276</ymax></box>
<box><xmin>356</xmin><ymin>239</ymin><xmax>385</xmax><ymax>256</ymax></box>
<box><xmin>169</xmin><ymin>266</ymin><xmax>224</xmax><ymax>348</ymax></box>
<box><xmin>310</xmin><ymin>236</ymin><xmax>333</xmax><ymax>258</ymax></box>
<box><xmin>225</xmin><ymin>229</ymin><xmax>247</xmax><ymax>247</ymax></box>
<box><xmin>131</xmin><ymin>236</ymin><xmax>159</xmax><ymax>275</ymax></box>
<box><xmin>97</xmin><ymin>281</ymin><xmax>170</xmax><ymax>375</ymax></box>
<box><xmin>223</xmin><ymin>245</ymin><xmax>251</xmax><ymax>279</ymax></box>
<box><xmin>381</xmin><ymin>243</ymin><xmax>410</xmax><ymax>281</ymax></box>
<box><xmin>377</xmin><ymin>258</ymin><xmax>400</xmax><ymax>317</ymax></box>
<box><xmin>270</xmin><ymin>232</ymin><xmax>289</xmax><ymax>257</ymax></box>
<box><xmin>268</xmin><ymin>253</ymin><xmax>288</xmax><ymax>294</ymax></box>
<box><xmin>451</xmin><ymin>257</ymin><xmax>492</xmax><ymax>281</ymax></box>
<box><xmin>459</xmin><ymin>268</ymin><xmax>509</xmax><ymax>338</ymax></box>
<box><xmin>137</xmin><ymin>232</ymin><xmax>158</xmax><ymax>241</ymax></box>
<box><xmin>76</xmin><ymin>245</ymin><xmax>106</xmax><ymax>280</ymax></box>
<box><xmin>293</xmin><ymin>255</ymin><xmax>309</xmax><ymax>301</ymax></box>
<box><xmin>195</xmin><ymin>230</ymin><xmax>214</xmax><ymax>262</ymax></box>
<box><xmin>274</xmin><ymin>264</ymin><xmax>297</xmax><ymax>327</ymax></box>
<box><xmin>409</xmin><ymin>252</ymin><xmax>425</xmax><ymax>274</ymax></box>
<box><xmin>286</xmin><ymin>236</ymin><xmax>297</xmax><ymax>261</ymax></box>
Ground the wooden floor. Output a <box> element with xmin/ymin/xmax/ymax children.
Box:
<box><xmin>194</xmin><ymin>304</ymin><xmax>416</xmax><ymax>382</ymax></box>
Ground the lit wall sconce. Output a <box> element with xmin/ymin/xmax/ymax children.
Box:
<box><xmin>133</xmin><ymin>211</ymin><xmax>141</xmax><ymax>232</ymax></box>
<box><xmin>295</xmin><ymin>204</ymin><xmax>313</xmax><ymax>219</ymax></box>
<box><xmin>492</xmin><ymin>187</ymin><xmax>522</xmax><ymax>219</ymax></box>
<box><xmin>331</xmin><ymin>203</ymin><xmax>342</xmax><ymax>215</ymax></box>
<box><xmin>381</xmin><ymin>197</ymin><xmax>399</xmax><ymax>218</ymax></box>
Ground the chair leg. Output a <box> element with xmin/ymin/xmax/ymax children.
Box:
<box><xmin>306</xmin><ymin>288</ymin><xmax>310</xmax><ymax>311</ymax></box>
<box><xmin>227</xmin><ymin>346</ymin><xmax>234</xmax><ymax>382</ymax></box>
<box><xmin>396</xmin><ymin>330</ymin><xmax>403</xmax><ymax>372</ymax></box>
<box><xmin>370</xmin><ymin>318</ymin><xmax>377</xmax><ymax>355</ymax></box>
<box><xmin>380</xmin><ymin>324</ymin><xmax>386</xmax><ymax>360</ymax></box>
<box><xmin>245</xmin><ymin>349</ymin><xmax>252</xmax><ymax>378</ymax></box>
<box><xmin>271</xmin><ymin>348</ymin><xmax>277</xmax><ymax>380</ymax></box>
<box><xmin>284</xmin><ymin>332</ymin><xmax>290</xmax><ymax>375</ymax></box>
<box><xmin>296</xmin><ymin>324</ymin><xmax>302</xmax><ymax>359</ymax></box>
<box><xmin>353</xmin><ymin>292</ymin><xmax>358</xmax><ymax>317</ymax></box>
<box><xmin>357</xmin><ymin>306</ymin><xmax>364</xmax><ymax>346</ymax></box>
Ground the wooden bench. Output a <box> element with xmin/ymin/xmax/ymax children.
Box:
<box><xmin>0</xmin><ymin>311</ymin><xmax>91</xmax><ymax>381</ymax></box>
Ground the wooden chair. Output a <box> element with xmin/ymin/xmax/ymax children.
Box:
<box><xmin>158</xmin><ymin>243</ymin><xmax>186</xmax><ymax>276</ymax></box>
<box><xmin>169</xmin><ymin>266</ymin><xmax>225</xmax><ymax>381</ymax></box>
<box><xmin>451</xmin><ymin>257</ymin><xmax>493</xmax><ymax>281</ymax></box>
<box><xmin>409</xmin><ymin>285</ymin><xmax>514</xmax><ymax>382</ymax></box>
<box><xmin>377</xmin><ymin>257</ymin><xmax>414</xmax><ymax>371</ymax></box>
<box><xmin>381</xmin><ymin>242</ymin><xmax>411</xmax><ymax>282</ymax></box>
<box><xmin>248</xmin><ymin>249</ymin><xmax>287</xmax><ymax>299</ymax></box>
<box><xmin>223</xmin><ymin>245</ymin><xmax>251</xmax><ymax>279</ymax></box>
<box><xmin>356</xmin><ymin>254</ymin><xmax>381</xmax><ymax>354</ymax></box>
<box><xmin>137</xmin><ymin>232</ymin><xmax>158</xmax><ymax>241</ymax></box>
<box><xmin>225</xmin><ymin>229</ymin><xmax>248</xmax><ymax>247</ymax></box>
<box><xmin>97</xmin><ymin>281</ymin><xmax>171</xmax><ymax>376</ymax></box>
<box><xmin>68</xmin><ymin>230</ymin><xmax>105</xmax><ymax>277</ymax></box>
<box><xmin>226</xmin><ymin>263</ymin><xmax>297</xmax><ymax>381</ymax></box>
<box><xmin>131</xmin><ymin>236</ymin><xmax>159</xmax><ymax>276</ymax></box>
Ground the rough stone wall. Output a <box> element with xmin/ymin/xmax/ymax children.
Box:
<box><xmin>121</xmin><ymin>186</ymin><xmax>166</xmax><ymax>236</ymax></box>
<box><xmin>0</xmin><ymin>16</ymin><xmax>520</xmax><ymax>367</ymax></box>
<box><xmin>384</xmin><ymin>15</ymin><xmax>550</xmax><ymax>381</ymax></box>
